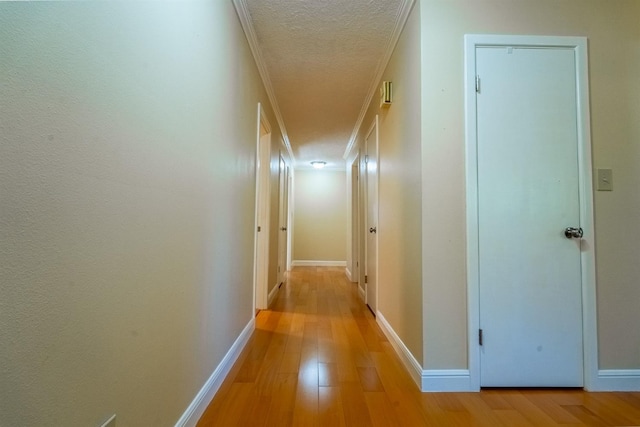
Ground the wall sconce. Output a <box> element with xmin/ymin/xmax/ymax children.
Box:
<box><xmin>380</xmin><ymin>81</ymin><xmax>392</xmax><ymax>108</ymax></box>
<box><xmin>310</xmin><ymin>161</ymin><xmax>326</xmax><ymax>169</ymax></box>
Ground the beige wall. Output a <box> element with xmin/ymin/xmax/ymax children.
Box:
<box><xmin>293</xmin><ymin>170</ymin><xmax>347</xmax><ymax>262</ymax></box>
<box><xmin>0</xmin><ymin>1</ymin><xmax>284</xmax><ymax>425</ymax></box>
<box><xmin>420</xmin><ymin>0</ymin><xmax>640</xmax><ymax>369</ymax></box>
<box><xmin>350</xmin><ymin>1</ymin><xmax>424</xmax><ymax>364</ymax></box>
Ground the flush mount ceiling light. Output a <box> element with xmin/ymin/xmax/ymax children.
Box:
<box><xmin>310</xmin><ymin>161</ymin><xmax>327</xmax><ymax>169</ymax></box>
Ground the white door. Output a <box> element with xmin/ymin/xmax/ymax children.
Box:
<box><xmin>476</xmin><ymin>46</ymin><xmax>583</xmax><ymax>386</ymax></box>
<box><xmin>277</xmin><ymin>156</ymin><xmax>288</xmax><ymax>286</ymax></box>
<box><xmin>351</xmin><ymin>158</ymin><xmax>360</xmax><ymax>282</ymax></box>
<box><xmin>365</xmin><ymin>118</ymin><xmax>379</xmax><ymax>314</ymax></box>
<box><xmin>254</xmin><ymin>105</ymin><xmax>271</xmax><ymax>311</ymax></box>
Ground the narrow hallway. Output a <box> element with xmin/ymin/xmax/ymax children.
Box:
<box><xmin>196</xmin><ymin>267</ymin><xmax>640</xmax><ymax>427</ymax></box>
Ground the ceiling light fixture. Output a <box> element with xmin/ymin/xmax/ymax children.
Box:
<box><xmin>310</xmin><ymin>161</ymin><xmax>327</xmax><ymax>169</ymax></box>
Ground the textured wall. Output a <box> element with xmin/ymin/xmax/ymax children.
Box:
<box><xmin>377</xmin><ymin>1</ymin><xmax>424</xmax><ymax>366</ymax></box>
<box><xmin>420</xmin><ymin>0</ymin><xmax>640</xmax><ymax>370</ymax></box>
<box><xmin>0</xmin><ymin>1</ymin><xmax>281</xmax><ymax>425</ymax></box>
<box><xmin>352</xmin><ymin>1</ymin><xmax>424</xmax><ymax>365</ymax></box>
<box><xmin>293</xmin><ymin>170</ymin><xmax>347</xmax><ymax>262</ymax></box>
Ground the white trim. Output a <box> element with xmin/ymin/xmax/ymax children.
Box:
<box><xmin>267</xmin><ymin>282</ymin><xmax>280</xmax><ymax>307</ymax></box>
<box><xmin>358</xmin><ymin>285</ymin><xmax>365</xmax><ymax>302</ymax></box>
<box><xmin>232</xmin><ymin>0</ymin><xmax>295</xmax><ymax>163</ymax></box>
<box><xmin>364</xmin><ymin>116</ymin><xmax>380</xmax><ymax>313</ymax></box>
<box><xmin>464</xmin><ymin>35</ymin><xmax>597</xmax><ymax>391</ymax></box>
<box><xmin>291</xmin><ymin>260</ymin><xmax>347</xmax><ymax>267</ymax></box>
<box><xmin>175</xmin><ymin>318</ymin><xmax>255</xmax><ymax>427</ymax></box>
<box><xmin>593</xmin><ymin>370</ymin><xmax>640</xmax><ymax>391</ymax></box>
<box><xmin>345</xmin><ymin>268</ymin><xmax>353</xmax><ymax>281</ymax></box>
<box><xmin>254</xmin><ymin>103</ymin><xmax>271</xmax><ymax>312</ymax></box>
<box><xmin>376</xmin><ymin>312</ymin><xmax>422</xmax><ymax>390</ymax></box>
<box><xmin>343</xmin><ymin>0</ymin><xmax>416</xmax><ymax>160</ymax></box>
<box><xmin>422</xmin><ymin>370</ymin><xmax>474</xmax><ymax>392</ymax></box>
<box><xmin>377</xmin><ymin>313</ymin><xmax>476</xmax><ymax>392</ymax></box>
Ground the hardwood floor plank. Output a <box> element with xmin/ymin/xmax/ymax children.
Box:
<box><xmin>197</xmin><ymin>382</ymin><xmax>253</xmax><ymax>426</ymax></box>
<box><xmin>501</xmin><ymin>392</ymin><xmax>563</xmax><ymax>426</ymax></box>
<box><xmin>585</xmin><ymin>393</ymin><xmax>640</xmax><ymax>425</ymax></box>
<box><xmin>369</xmin><ymin>349</ymin><xmax>430</xmax><ymax>426</ymax></box>
<box><xmin>263</xmin><ymin>373</ymin><xmax>298</xmax><ymax>427</ymax></box>
<box><xmin>357</xmin><ymin>366</ymin><xmax>384</xmax><ymax>392</ymax></box>
<box><xmin>363</xmin><ymin>391</ymin><xmax>401</xmax><ymax>427</ymax></box>
<box><xmin>479</xmin><ymin>389</ymin><xmax>514</xmax><ymax>410</ymax></box>
<box><xmin>279</xmin><ymin>350</ymin><xmax>301</xmax><ymax>374</ymax></box>
<box><xmin>524</xmin><ymin>392</ymin><xmax>584</xmax><ymax>425</ymax></box>
<box><xmin>236</xmin><ymin>393</ymin><xmax>271</xmax><ymax>427</ymax></box>
<box><xmin>562</xmin><ymin>405</ymin><xmax>609</xmax><ymax>427</ymax></box>
<box><xmin>493</xmin><ymin>408</ymin><xmax>537</xmax><ymax>427</ymax></box>
<box><xmin>458</xmin><ymin>393</ymin><xmax>510</xmax><ymax>427</ymax></box>
<box><xmin>319</xmin><ymin>386</ymin><xmax>347</xmax><ymax>427</ymax></box>
<box><xmin>319</xmin><ymin>362</ymin><xmax>340</xmax><ymax>387</ymax></box>
<box><xmin>292</xmin><ymin>371</ymin><xmax>319</xmax><ymax>427</ymax></box>
<box><xmin>339</xmin><ymin>382</ymin><xmax>374</xmax><ymax>427</ymax></box>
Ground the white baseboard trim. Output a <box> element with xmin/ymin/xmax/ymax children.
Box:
<box><xmin>268</xmin><ymin>282</ymin><xmax>280</xmax><ymax>307</ymax></box>
<box><xmin>291</xmin><ymin>260</ymin><xmax>347</xmax><ymax>267</ymax></box>
<box><xmin>175</xmin><ymin>317</ymin><xmax>255</xmax><ymax>427</ymax></box>
<box><xmin>593</xmin><ymin>369</ymin><xmax>640</xmax><ymax>391</ymax></box>
<box><xmin>376</xmin><ymin>312</ymin><xmax>475</xmax><ymax>392</ymax></box>
<box><xmin>345</xmin><ymin>268</ymin><xmax>352</xmax><ymax>281</ymax></box>
<box><xmin>375</xmin><ymin>312</ymin><xmax>423</xmax><ymax>390</ymax></box>
<box><xmin>358</xmin><ymin>285</ymin><xmax>365</xmax><ymax>302</ymax></box>
<box><xmin>422</xmin><ymin>369</ymin><xmax>474</xmax><ymax>392</ymax></box>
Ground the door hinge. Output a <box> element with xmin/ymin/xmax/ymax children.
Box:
<box><xmin>476</xmin><ymin>75</ymin><xmax>481</xmax><ymax>93</ymax></box>
<box><xmin>257</xmin><ymin>226</ymin><xmax>261</xmax><ymax>232</ymax></box>
<box><xmin>479</xmin><ymin>329</ymin><xmax>483</xmax><ymax>346</ymax></box>
<box><xmin>365</xmin><ymin>275</ymin><xmax>368</xmax><ymax>284</ymax></box>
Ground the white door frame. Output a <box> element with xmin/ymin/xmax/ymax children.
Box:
<box><xmin>287</xmin><ymin>169</ymin><xmax>293</xmax><ymax>272</ymax></box>
<box><xmin>277</xmin><ymin>154</ymin><xmax>289</xmax><ymax>287</ymax></box>
<box><xmin>350</xmin><ymin>155</ymin><xmax>360</xmax><ymax>284</ymax></box>
<box><xmin>253</xmin><ymin>103</ymin><xmax>271</xmax><ymax>312</ymax></box>
<box><xmin>365</xmin><ymin>116</ymin><xmax>379</xmax><ymax>314</ymax></box>
<box><xmin>464</xmin><ymin>35</ymin><xmax>597</xmax><ymax>391</ymax></box>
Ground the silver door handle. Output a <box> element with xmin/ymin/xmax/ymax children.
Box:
<box><xmin>369</xmin><ymin>227</ymin><xmax>377</xmax><ymax>233</ymax></box>
<box><xmin>564</xmin><ymin>227</ymin><xmax>583</xmax><ymax>239</ymax></box>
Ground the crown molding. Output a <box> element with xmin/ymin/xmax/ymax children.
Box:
<box><xmin>232</xmin><ymin>0</ymin><xmax>296</xmax><ymax>164</ymax></box>
<box><xmin>343</xmin><ymin>0</ymin><xmax>416</xmax><ymax>160</ymax></box>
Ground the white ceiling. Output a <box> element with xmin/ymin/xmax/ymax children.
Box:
<box><xmin>238</xmin><ymin>0</ymin><xmax>408</xmax><ymax>170</ymax></box>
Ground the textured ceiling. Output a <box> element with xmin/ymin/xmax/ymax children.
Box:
<box><xmin>244</xmin><ymin>0</ymin><xmax>405</xmax><ymax>170</ymax></box>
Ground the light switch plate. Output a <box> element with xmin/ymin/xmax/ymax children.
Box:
<box><xmin>597</xmin><ymin>168</ymin><xmax>613</xmax><ymax>191</ymax></box>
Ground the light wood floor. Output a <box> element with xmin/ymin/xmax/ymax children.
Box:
<box><xmin>198</xmin><ymin>266</ymin><xmax>640</xmax><ymax>426</ymax></box>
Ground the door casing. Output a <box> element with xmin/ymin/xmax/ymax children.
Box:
<box><xmin>277</xmin><ymin>155</ymin><xmax>289</xmax><ymax>286</ymax></box>
<box><xmin>464</xmin><ymin>35</ymin><xmax>597</xmax><ymax>390</ymax></box>
<box><xmin>365</xmin><ymin>116</ymin><xmax>379</xmax><ymax>315</ymax></box>
<box><xmin>254</xmin><ymin>103</ymin><xmax>271</xmax><ymax>312</ymax></box>
<box><xmin>350</xmin><ymin>156</ymin><xmax>360</xmax><ymax>284</ymax></box>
